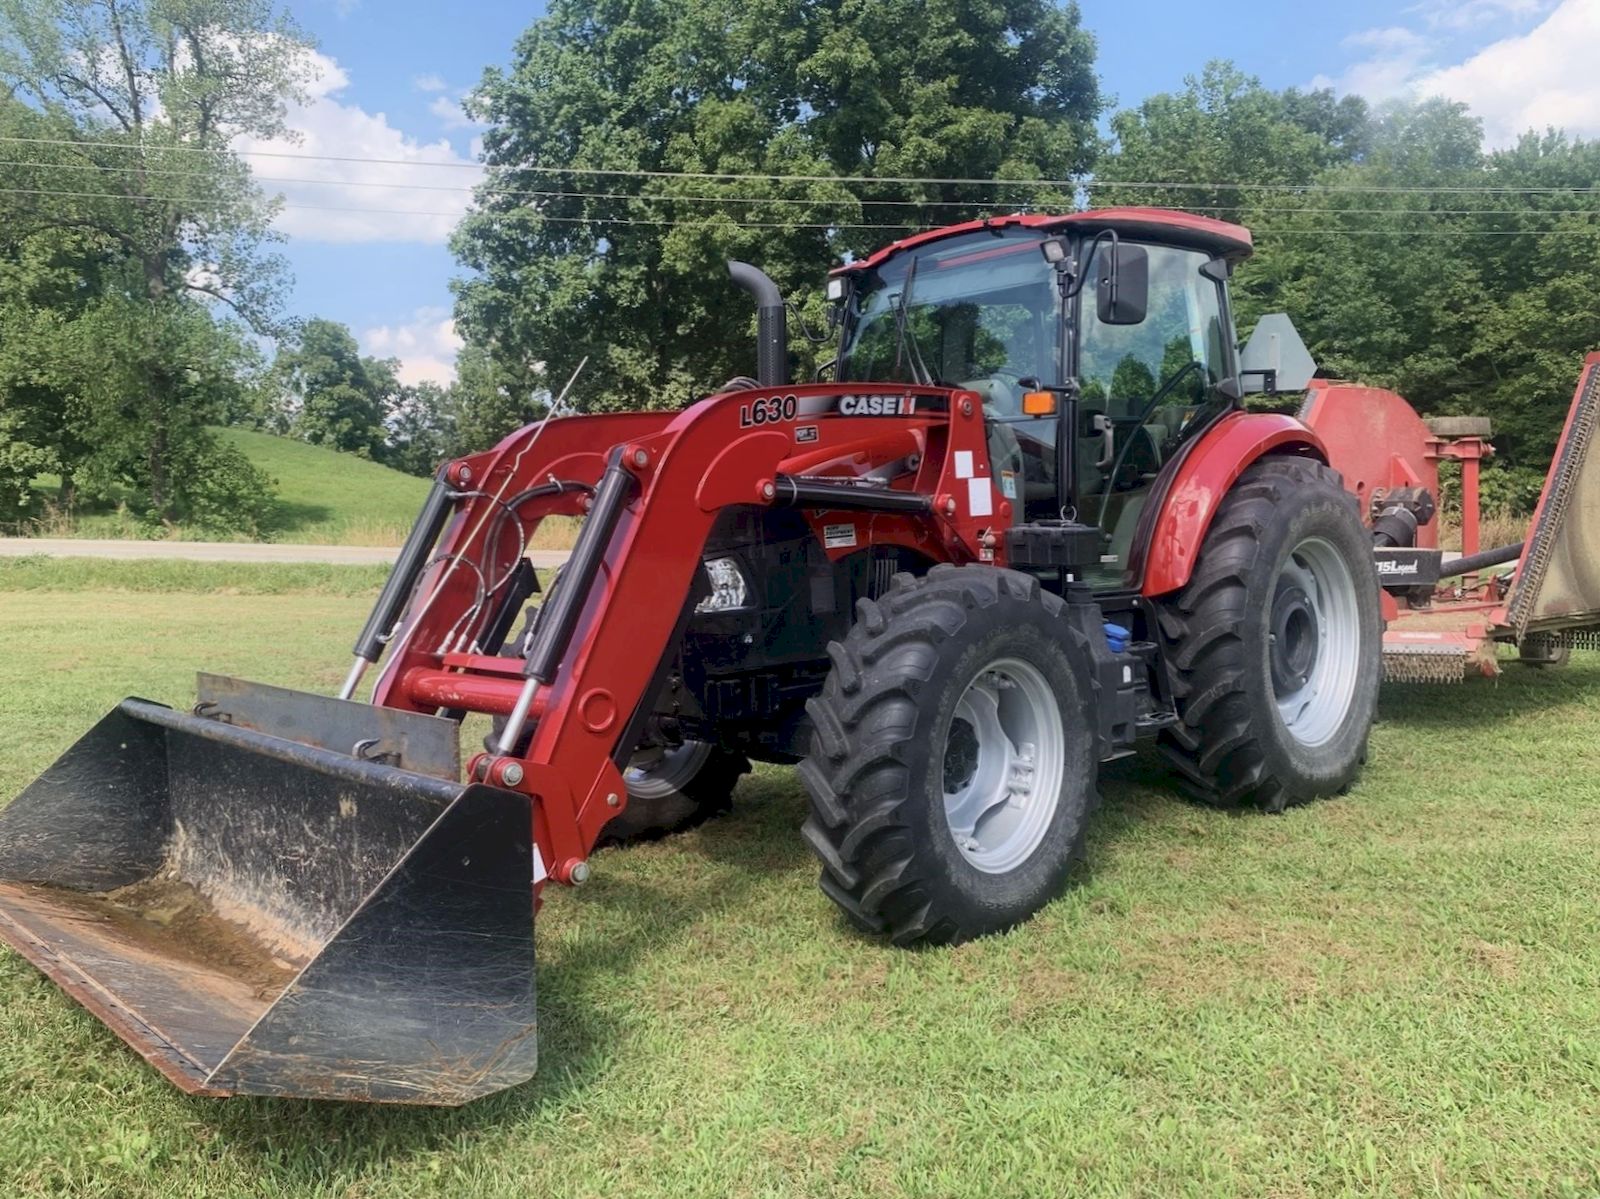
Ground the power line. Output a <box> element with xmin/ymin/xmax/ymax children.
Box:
<box><xmin>4</xmin><ymin>134</ymin><xmax>1600</xmax><ymax>195</ymax></box>
<box><xmin>11</xmin><ymin>157</ymin><xmax>1600</xmax><ymax>218</ymax></box>
<box><xmin>0</xmin><ymin>156</ymin><xmax>1042</xmax><ymax>209</ymax></box>
<box><xmin>6</xmin><ymin>185</ymin><xmax>1599</xmax><ymax>238</ymax></box>
<box><xmin>1256</xmin><ymin>227</ymin><xmax>1600</xmax><ymax>237</ymax></box>
<box><xmin>12</xmin><ymin>160</ymin><xmax>1600</xmax><ymax>224</ymax></box>
<box><xmin>0</xmin><ymin>184</ymin><xmax>921</xmax><ymax>230</ymax></box>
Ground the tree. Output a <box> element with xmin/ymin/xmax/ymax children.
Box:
<box><xmin>0</xmin><ymin>0</ymin><xmax>311</xmax><ymax>526</ymax></box>
<box><xmin>1093</xmin><ymin>61</ymin><xmax>1369</xmax><ymax>213</ymax></box>
<box><xmin>272</xmin><ymin>318</ymin><xmax>395</xmax><ymax>458</ymax></box>
<box><xmin>1098</xmin><ymin>67</ymin><xmax>1600</xmax><ymax>500</ymax></box>
<box><xmin>452</xmin><ymin>0</ymin><xmax>1104</xmax><ymax>413</ymax></box>
<box><xmin>450</xmin><ymin>341</ymin><xmax>534</xmax><ymax>451</ymax></box>
<box><xmin>385</xmin><ymin>380</ymin><xmax>460</xmax><ymax>477</ymax></box>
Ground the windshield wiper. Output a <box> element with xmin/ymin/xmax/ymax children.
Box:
<box><xmin>889</xmin><ymin>255</ymin><xmax>933</xmax><ymax>385</ymax></box>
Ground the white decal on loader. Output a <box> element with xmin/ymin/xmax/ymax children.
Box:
<box><xmin>823</xmin><ymin>522</ymin><xmax>858</xmax><ymax>549</ymax></box>
<box><xmin>838</xmin><ymin>394</ymin><xmax>914</xmax><ymax>416</ymax></box>
<box><xmin>967</xmin><ymin>478</ymin><xmax>993</xmax><ymax>518</ymax></box>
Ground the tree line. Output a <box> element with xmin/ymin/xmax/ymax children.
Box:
<box><xmin>0</xmin><ymin>0</ymin><xmax>503</xmax><ymax>534</ymax></box>
<box><xmin>3</xmin><ymin>1</ymin><xmax>1598</xmax><ymax>538</ymax></box>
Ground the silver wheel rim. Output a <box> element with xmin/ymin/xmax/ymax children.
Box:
<box><xmin>1271</xmin><ymin>535</ymin><xmax>1362</xmax><ymax>748</ymax></box>
<box><xmin>941</xmin><ymin>657</ymin><xmax>1066</xmax><ymax>874</ymax></box>
<box><xmin>625</xmin><ymin>741</ymin><xmax>712</xmax><ymax>799</ymax></box>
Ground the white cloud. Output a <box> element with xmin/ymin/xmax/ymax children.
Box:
<box><xmin>412</xmin><ymin>72</ymin><xmax>448</xmax><ymax>93</ymax></box>
<box><xmin>360</xmin><ymin>306</ymin><xmax>464</xmax><ymax>386</ymax></box>
<box><xmin>235</xmin><ymin>49</ymin><xmax>481</xmax><ymax>244</ymax></box>
<box><xmin>1415</xmin><ymin>0</ymin><xmax>1600</xmax><ymax>144</ymax></box>
<box><xmin>1314</xmin><ymin>0</ymin><xmax>1600</xmax><ymax>146</ymax></box>
<box><xmin>1410</xmin><ymin>0</ymin><xmax>1550</xmax><ymax>32</ymax></box>
<box><xmin>428</xmin><ymin>92</ymin><xmax>481</xmax><ymax>132</ymax></box>
<box><xmin>1310</xmin><ymin>27</ymin><xmax>1435</xmax><ymax>99</ymax></box>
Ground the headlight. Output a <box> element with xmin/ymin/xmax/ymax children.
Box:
<box><xmin>695</xmin><ymin>556</ymin><xmax>751</xmax><ymax>613</ymax></box>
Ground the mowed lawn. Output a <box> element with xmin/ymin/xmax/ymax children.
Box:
<box><xmin>3</xmin><ymin>566</ymin><xmax>1600</xmax><ymax>1197</ymax></box>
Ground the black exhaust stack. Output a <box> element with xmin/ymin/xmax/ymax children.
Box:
<box><xmin>727</xmin><ymin>261</ymin><xmax>788</xmax><ymax>387</ymax></box>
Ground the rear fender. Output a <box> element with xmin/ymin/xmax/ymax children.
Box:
<box><xmin>1134</xmin><ymin>411</ymin><xmax>1327</xmax><ymax>597</ymax></box>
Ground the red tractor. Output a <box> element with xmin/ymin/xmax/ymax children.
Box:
<box><xmin>3</xmin><ymin>207</ymin><xmax>1591</xmax><ymax>1105</ymax></box>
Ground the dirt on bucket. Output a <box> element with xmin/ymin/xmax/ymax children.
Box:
<box><xmin>42</xmin><ymin>877</ymin><xmax>304</xmax><ymax>1000</ymax></box>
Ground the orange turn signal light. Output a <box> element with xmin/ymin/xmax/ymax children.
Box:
<box><xmin>1022</xmin><ymin>390</ymin><xmax>1056</xmax><ymax>416</ymax></box>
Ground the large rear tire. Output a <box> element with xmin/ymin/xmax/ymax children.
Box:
<box><xmin>799</xmin><ymin>565</ymin><xmax>1099</xmax><ymax>947</ymax></box>
<box><xmin>1155</xmin><ymin>456</ymin><xmax>1381</xmax><ymax>812</ymax></box>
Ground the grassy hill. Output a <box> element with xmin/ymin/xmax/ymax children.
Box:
<box><xmin>215</xmin><ymin>428</ymin><xmax>430</xmax><ymax>545</ymax></box>
<box><xmin>29</xmin><ymin>429</ymin><xmax>431</xmax><ymax>546</ymax></box>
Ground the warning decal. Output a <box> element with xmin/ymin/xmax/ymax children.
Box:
<box><xmin>823</xmin><ymin>522</ymin><xmax>858</xmax><ymax>549</ymax></box>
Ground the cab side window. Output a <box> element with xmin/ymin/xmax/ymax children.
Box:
<box><xmin>1078</xmin><ymin>245</ymin><xmax>1227</xmax><ymax>421</ymax></box>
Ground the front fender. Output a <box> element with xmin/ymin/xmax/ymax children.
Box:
<box><xmin>1134</xmin><ymin>411</ymin><xmax>1327</xmax><ymax>597</ymax></box>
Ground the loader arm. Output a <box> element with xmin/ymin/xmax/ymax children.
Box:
<box><xmin>370</xmin><ymin>384</ymin><xmax>1002</xmax><ymax>883</ymax></box>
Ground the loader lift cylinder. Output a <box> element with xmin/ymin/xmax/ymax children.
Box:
<box><xmin>772</xmin><ymin>475</ymin><xmax>935</xmax><ymax>514</ymax></box>
<box><xmin>342</xmin><ymin>465</ymin><xmax>457</xmax><ymax>698</ymax></box>
<box><xmin>496</xmin><ymin>453</ymin><xmax>640</xmax><ymax>753</ymax></box>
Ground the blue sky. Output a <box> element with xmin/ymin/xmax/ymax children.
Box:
<box><xmin>266</xmin><ymin>0</ymin><xmax>1599</xmax><ymax>385</ymax></box>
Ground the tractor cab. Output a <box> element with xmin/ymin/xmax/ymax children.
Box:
<box><xmin>832</xmin><ymin>209</ymin><xmax>1252</xmax><ymax>584</ymax></box>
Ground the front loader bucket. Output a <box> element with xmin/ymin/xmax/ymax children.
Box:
<box><xmin>0</xmin><ymin>691</ymin><xmax>537</xmax><ymax>1105</ymax></box>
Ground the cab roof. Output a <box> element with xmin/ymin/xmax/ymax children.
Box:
<box><xmin>834</xmin><ymin>208</ymin><xmax>1254</xmax><ymax>276</ymax></box>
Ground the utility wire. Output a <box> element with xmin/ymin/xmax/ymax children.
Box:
<box><xmin>0</xmin><ymin>157</ymin><xmax>1047</xmax><ymax>208</ymax></box>
<box><xmin>5</xmin><ymin>185</ymin><xmax>1598</xmax><ymax>237</ymax></box>
<box><xmin>0</xmin><ymin>184</ymin><xmax>937</xmax><ymax>229</ymax></box>
<box><xmin>10</xmin><ymin>157</ymin><xmax>1600</xmax><ymax>218</ymax></box>
<box><xmin>3</xmin><ymin>134</ymin><xmax>1600</xmax><ymax>195</ymax></box>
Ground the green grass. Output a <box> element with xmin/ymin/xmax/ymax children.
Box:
<box><xmin>28</xmin><ymin>428</ymin><xmax>431</xmax><ymax>546</ymax></box>
<box><xmin>215</xmin><ymin>428</ymin><xmax>431</xmax><ymax>546</ymax></box>
<box><xmin>3</xmin><ymin>565</ymin><xmax>1600</xmax><ymax>1196</ymax></box>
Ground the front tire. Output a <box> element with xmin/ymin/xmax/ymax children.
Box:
<box><xmin>1155</xmin><ymin>457</ymin><xmax>1382</xmax><ymax>812</ymax></box>
<box><xmin>799</xmin><ymin>565</ymin><xmax>1099</xmax><ymax>947</ymax></box>
<box><xmin>600</xmin><ymin>742</ymin><xmax>750</xmax><ymax>846</ymax></box>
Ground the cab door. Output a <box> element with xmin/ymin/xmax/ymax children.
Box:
<box><xmin>1074</xmin><ymin>243</ymin><xmax>1234</xmax><ymax>586</ymax></box>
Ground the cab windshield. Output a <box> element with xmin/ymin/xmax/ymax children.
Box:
<box><xmin>838</xmin><ymin>227</ymin><xmax>1058</xmax><ymax>406</ymax></box>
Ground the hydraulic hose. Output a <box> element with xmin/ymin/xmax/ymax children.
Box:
<box><xmin>1439</xmin><ymin>541</ymin><xmax>1524</xmax><ymax>579</ymax></box>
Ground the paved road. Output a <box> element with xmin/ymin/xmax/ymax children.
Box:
<box><xmin>0</xmin><ymin>537</ymin><xmax>571</xmax><ymax>568</ymax></box>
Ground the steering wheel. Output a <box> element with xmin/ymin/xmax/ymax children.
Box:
<box><xmin>1094</xmin><ymin>361</ymin><xmax>1206</xmax><ymax>527</ymax></box>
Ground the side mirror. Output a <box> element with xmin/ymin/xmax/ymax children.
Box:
<box><xmin>1096</xmin><ymin>243</ymin><xmax>1148</xmax><ymax>326</ymax></box>
<box><xmin>825</xmin><ymin>275</ymin><xmax>849</xmax><ymax>331</ymax></box>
